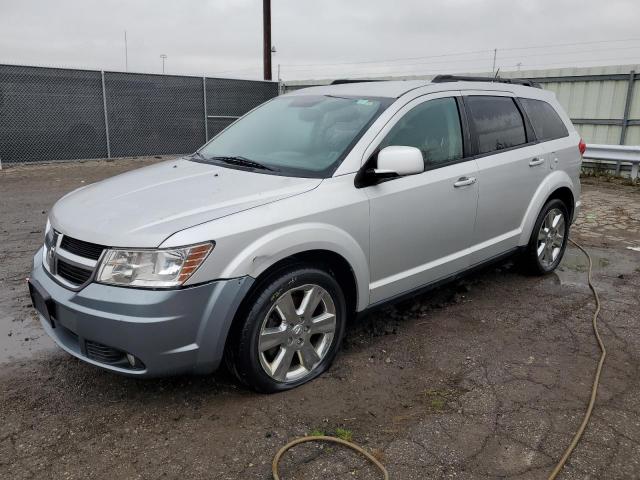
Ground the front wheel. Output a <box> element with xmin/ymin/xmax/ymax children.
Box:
<box><xmin>523</xmin><ymin>198</ymin><xmax>570</xmax><ymax>275</ymax></box>
<box><xmin>226</xmin><ymin>266</ymin><xmax>346</xmax><ymax>393</ymax></box>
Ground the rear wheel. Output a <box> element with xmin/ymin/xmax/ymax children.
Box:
<box><xmin>523</xmin><ymin>199</ymin><xmax>569</xmax><ymax>275</ymax></box>
<box><xmin>226</xmin><ymin>266</ymin><xmax>346</xmax><ymax>393</ymax></box>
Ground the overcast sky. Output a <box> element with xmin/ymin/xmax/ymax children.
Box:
<box><xmin>1</xmin><ymin>0</ymin><xmax>639</xmax><ymax>81</ymax></box>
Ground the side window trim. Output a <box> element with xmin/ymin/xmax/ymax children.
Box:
<box><xmin>461</xmin><ymin>94</ymin><xmax>539</xmax><ymax>160</ymax></box>
<box><xmin>455</xmin><ymin>96</ymin><xmax>473</xmax><ymax>159</ymax></box>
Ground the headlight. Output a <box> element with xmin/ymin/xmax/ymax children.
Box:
<box><xmin>96</xmin><ymin>242</ymin><xmax>213</xmax><ymax>288</ymax></box>
<box><xmin>43</xmin><ymin>219</ymin><xmax>56</xmax><ymax>273</ymax></box>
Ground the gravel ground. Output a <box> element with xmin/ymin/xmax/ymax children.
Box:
<box><xmin>1</xmin><ymin>158</ymin><xmax>639</xmax><ymax>479</ymax></box>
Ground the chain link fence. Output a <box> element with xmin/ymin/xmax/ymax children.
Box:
<box><xmin>0</xmin><ymin>64</ymin><xmax>279</xmax><ymax>166</ymax></box>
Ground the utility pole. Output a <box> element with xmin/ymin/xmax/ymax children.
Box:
<box><xmin>263</xmin><ymin>0</ymin><xmax>272</xmax><ymax>80</ymax></box>
<box><xmin>491</xmin><ymin>48</ymin><xmax>497</xmax><ymax>75</ymax></box>
<box><xmin>160</xmin><ymin>54</ymin><xmax>167</xmax><ymax>74</ymax></box>
<box><xmin>124</xmin><ymin>30</ymin><xmax>128</xmax><ymax>72</ymax></box>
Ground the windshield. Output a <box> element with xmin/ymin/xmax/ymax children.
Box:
<box><xmin>196</xmin><ymin>95</ymin><xmax>390</xmax><ymax>177</ymax></box>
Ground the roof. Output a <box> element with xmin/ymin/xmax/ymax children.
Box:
<box><xmin>285</xmin><ymin>79</ymin><xmax>550</xmax><ymax>99</ymax></box>
<box><xmin>286</xmin><ymin>80</ymin><xmax>430</xmax><ymax>98</ymax></box>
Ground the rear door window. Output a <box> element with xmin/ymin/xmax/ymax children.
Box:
<box><xmin>465</xmin><ymin>96</ymin><xmax>527</xmax><ymax>154</ymax></box>
<box><xmin>519</xmin><ymin>98</ymin><xmax>568</xmax><ymax>141</ymax></box>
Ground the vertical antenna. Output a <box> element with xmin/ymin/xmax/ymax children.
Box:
<box><xmin>491</xmin><ymin>48</ymin><xmax>497</xmax><ymax>75</ymax></box>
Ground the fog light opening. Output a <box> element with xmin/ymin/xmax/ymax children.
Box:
<box><xmin>126</xmin><ymin>353</ymin><xmax>137</xmax><ymax>367</ymax></box>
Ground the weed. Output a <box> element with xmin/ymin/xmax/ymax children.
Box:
<box><xmin>308</xmin><ymin>428</ymin><xmax>325</xmax><ymax>437</ymax></box>
<box><xmin>424</xmin><ymin>387</ymin><xmax>461</xmax><ymax>411</ymax></box>
<box><xmin>335</xmin><ymin>427</ymin><xmax>353</xmax><ymax>442</ymax></box>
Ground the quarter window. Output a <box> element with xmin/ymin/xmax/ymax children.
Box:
<box><xmin>380</xmin><ymin>97</ymin><xmax>463</xmax><ymax>169</ymax></box>
<box><xmin>465</xmin><ymin>96</ymin><xmax>526</xmax><ymax>154</ymax></box>
<box><xmin>520</xmin><ymin>98</ymin><xmax>569</xmax><ymax>141</ymax></box>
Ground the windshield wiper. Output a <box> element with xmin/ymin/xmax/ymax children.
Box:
<box><xmin>189</xmin><ymin>151</ymin><xmax>207</xmax><ymax>161</ymax></box>
<box><xmin>208</xmin><ymin>155</ymin><xmax>276</xmax><ymax>171</ymax></box>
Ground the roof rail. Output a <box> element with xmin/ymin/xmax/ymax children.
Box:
<box><xmin>330</xmin><ymin>79</ymin><xmax>383</xmax><ymax>85</ymax></box>
<box><xmin>431</xmin><ymin>74</ymin><xmax>541</xmax><ymax>89</ymax></box>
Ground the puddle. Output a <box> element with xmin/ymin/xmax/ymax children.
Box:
<box><xmin>0</xmin><ymin>306</ymin><xmax>56</xmax><ymax>364</ymax></box>
<box><xmin>555</xmin><ymin>246</ymin><xmax>639</xmax><ymax>288</ymax></box>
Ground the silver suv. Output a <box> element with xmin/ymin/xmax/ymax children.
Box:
<box><xmin>29</xmin><ymin>76</ymin><xmax>583</xmax><ymax>392</ymax></box>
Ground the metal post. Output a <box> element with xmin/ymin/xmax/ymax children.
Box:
<box><xmin>617</xmin><ymin>70</ymin><xmax>635</xmax><ymax>175</ymax></box>
<box><xmin>100</xmin><ymin>71</ymin><xmax>111</xmax><ymax>159</ymax></box>
<box><xmin>202</xmin><ymin>77</ymin><xmax>209</xmax><ymax>142</ymax></box>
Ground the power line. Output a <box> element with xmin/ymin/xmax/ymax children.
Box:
<box><xmin>284</xmin><ymin>45</ymin><xmax>640</xmax><ymax>73</ymax></box>
<box><xmin>281</xmin><ymin>48</ymin><xmax>492</xmax><ymax>67</ymax></box>
<box><xmin>281</xmin><ymin>45</ymin><xmax>640</xmax><ymax>77</ymax></box>
<box><xmin>209</xmin><ymin>65</ymin><xmax>262</xmax><ymax>75</ymax></box>
<box><xmin>284</xmin><ymin>55</ymin><xmax>640</xmax><ymax>80</ymax></box>
<box><xmin>280</xmin><ymin>36</ymin><xmax>640</xmax><ymax>69</ymax></box>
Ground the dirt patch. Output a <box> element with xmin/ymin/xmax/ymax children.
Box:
<box><xmin>1</xmin><ymin>164</ymin><xmax>639</xmax><ymax>479</ymax></box>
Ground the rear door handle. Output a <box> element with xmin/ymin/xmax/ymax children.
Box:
<box><xmin>453</xmin><ymin>176</ymin><xmax>477</xmax><ymax>188</ymax></box>
<box><xmin>529</xmin><ymin>158</ymin><xmax>545</xmax><ymax>167</ymax></box>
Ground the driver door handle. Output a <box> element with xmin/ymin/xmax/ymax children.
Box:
<box><xmin>453</xmin><ymin>176</ymin><xmax>477</xmax><ymax>188</ymax></box>
<box><xmin>529</xmin><ymin>157</ymin><xmax>545</xmax><ymax>167</ymax></box>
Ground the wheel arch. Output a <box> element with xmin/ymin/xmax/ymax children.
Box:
<box><xmin>547</xmin><ymin>186</ymin><xmax>575</xmax><ymax>223</ymax></box>
<box><xmin>518</xmin><ymin>171</ymin><xmax>577</xmax><ymax>246</ymax></box>
<box><xmin>237</xmin><ymin>249</ymin><xmax>359</xmax><ymax>321</ymax></box>
<box><xmin>219</xmin><ymin>222</ymin><xmax>370</xmax><ymax>312</ymax></box>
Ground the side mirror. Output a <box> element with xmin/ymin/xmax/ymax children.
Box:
<box><xmin>374</xmin><ymin>146</ymin><xmax>424</xmax><ymax>177</ymax></box>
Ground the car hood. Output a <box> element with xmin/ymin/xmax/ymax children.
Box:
<box><xmin>50</xmin><ymin>159</ymin><xmax>322</xmax><ymax>247</ymax></box>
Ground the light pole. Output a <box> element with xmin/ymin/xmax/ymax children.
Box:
<box><xmin>124</xmin><ymin>30</ymin><xmax>128</xmax><ymax>71</ymax></box>
<box><xmin>160</xmin><ymin>54</ymin><xmax>167</xmax><ymax>74</ymax></box>
<box><xmin>263</xmin><ymin>0</ymin><xmax>272</xmax><ymax>80</ymax></box>
<box><xmin>271</xmin><ymin>45</ymin><xmax>277</xmax><ymax>81</ymax></box>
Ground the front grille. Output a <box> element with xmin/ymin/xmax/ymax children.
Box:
<box><xmin>60</xmin><ymin>236</ymin><xmax>105</xmax><ymax>260</ymax></box>
<box><xmin>57</xmin><ymin>259</ymin><xmax>93</xmax><ymax>285</ymax></box>
<box><xmin>86</xmin><ymin>340</ymin><xmax>126</xmax><ymax>365</ymax></box>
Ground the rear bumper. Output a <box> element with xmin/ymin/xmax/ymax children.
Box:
<box><xmin>29</xmin><ymin>248</ymin><xmax>253</xmax><ymax>377</ymax></box>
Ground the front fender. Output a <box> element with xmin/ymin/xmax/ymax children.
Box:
<box><xmin>517</xmin><ymin>170</ymin><xmax>577</xmax><ymax>246</ymax></box>
<box><xmin>219</xmin><ymin>223</ymin><xmax>370</xmax><ymax>311</ymax></box>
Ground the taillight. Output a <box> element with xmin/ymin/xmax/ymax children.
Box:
<box><xmin>578</xmin><ymin>139</ymin><xmax>586</xmax><ymax>155</ymax></box>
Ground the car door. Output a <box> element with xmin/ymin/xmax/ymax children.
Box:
<box><xmin>462</xmin><ymin>92</ymin><xmax>547</xmax><ymax>265</ymax></box>
<box><xmin>361</xmin><ymin>92</ymin><xmax>479</xmax><ymax>304</ymax></box>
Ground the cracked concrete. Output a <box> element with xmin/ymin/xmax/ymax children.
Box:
<box><xmin>1</xmin><ymin>160</ymin><xmax>639</xmax><ymax>479</ymax></box>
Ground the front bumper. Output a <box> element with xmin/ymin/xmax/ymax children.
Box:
<box><xmin>29</xmin><ymin>248</ymin><xmax>253</xmax><ymax>377</ymax></box>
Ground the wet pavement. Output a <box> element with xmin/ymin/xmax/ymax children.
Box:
<box><xmin>0</xmin><ymin>161</ymin><xmax>639</xmax><ymax>479</ymax></box>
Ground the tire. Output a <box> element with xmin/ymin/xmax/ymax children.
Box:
<box><xmin>226</xmin><ymin>266</ymin><xmax>347</xmax><ymax>393</ymax></box>
<box><xmin>523</xmin><ymin>198</ymin><xmax>570</xmax><ymax>275</ymax></box>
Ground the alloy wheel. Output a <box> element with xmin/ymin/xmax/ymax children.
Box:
<box><xmin>537</xmin><ymin>208</ymin><xmax>566</xmax><ymax>269</ymax></box>
<box><xmin>258</xmin><ymin>284</ymin><xmax>337</xmax><ymax>382</ymax></box>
